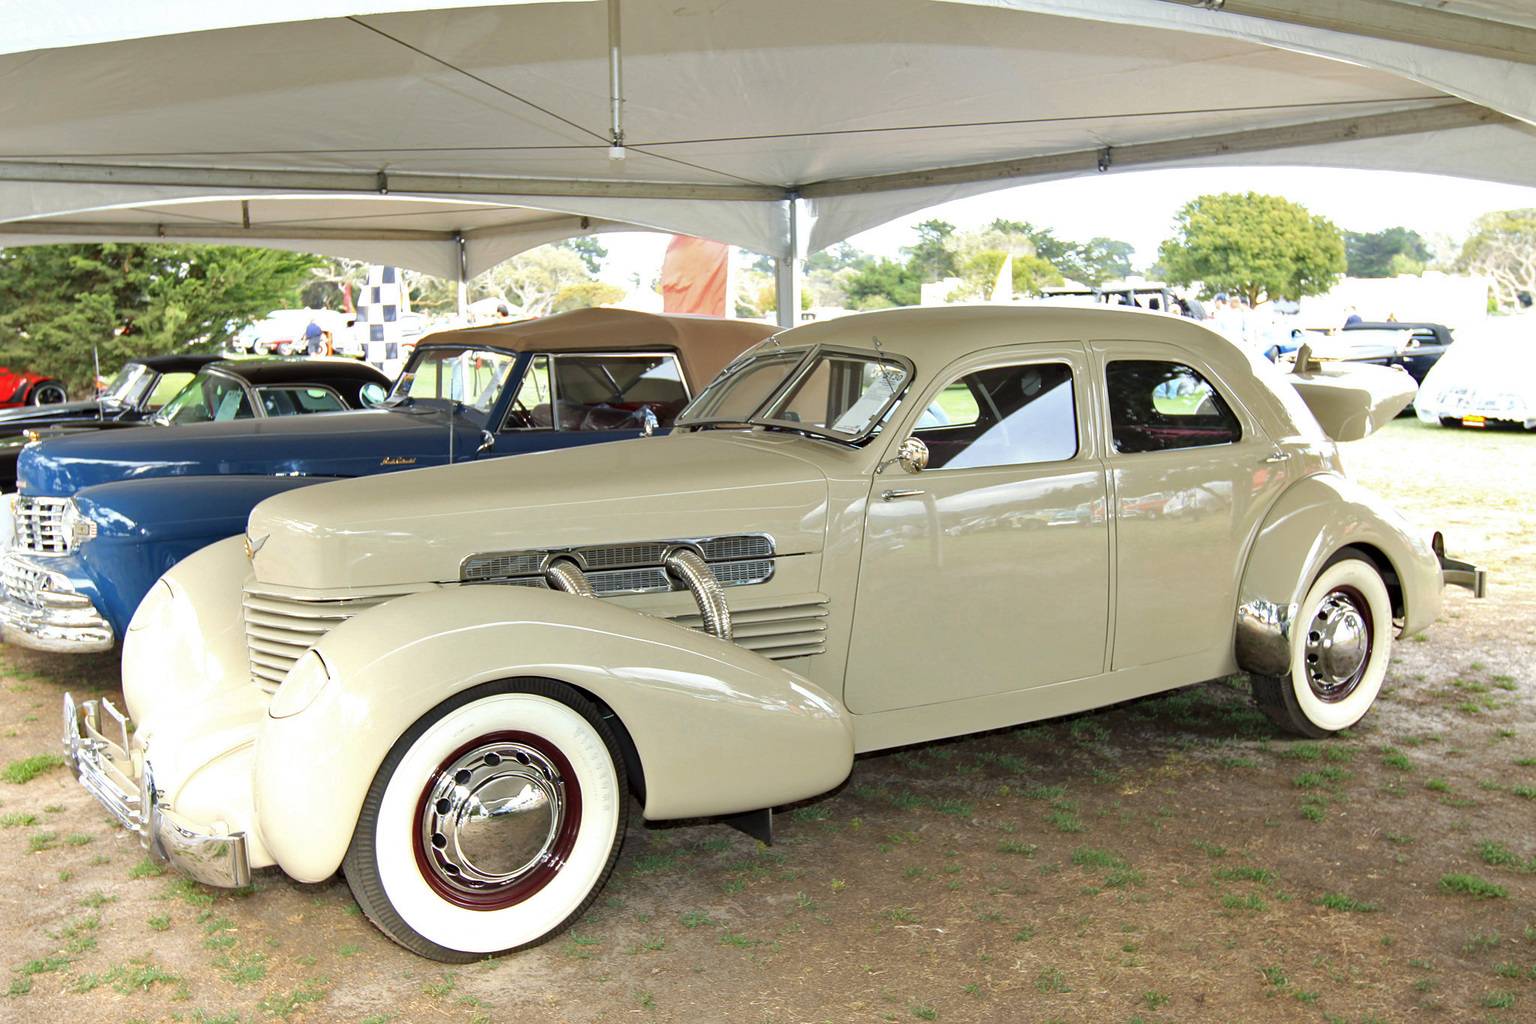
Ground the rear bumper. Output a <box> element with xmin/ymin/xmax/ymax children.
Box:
<box><xmin>1433</xmin><ymin>531</ymin><xmax>1487</xmax><ymax>598</ymax></box>
<box><xmin>63</xmin><ymin>692</ymin><xmax>250</xmax><ymax>887</ymax></box>
<box><xmin>0</xmin><ymin>554</ymin><xmax>113</xmax><ymax>652</ymax></box>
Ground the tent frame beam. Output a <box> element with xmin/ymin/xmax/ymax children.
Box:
<box><xmin>1157</xmin><ymin>0</ymin><xmax>1536</xmax><ymax>65</ymax></box>
<box><xmin>802</xmin><ymin>101</ymin><xmax>1510</xmax><ymax>198</ymax></box>
<box><xmin>0</xmin><ymin>102</ymin><xmax>1507</xmax><ymax>222</ymax></box>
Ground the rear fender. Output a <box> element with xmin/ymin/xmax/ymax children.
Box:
<box><xmin>1235</xmin><ymin>473</ymin><xmax>1440</xmax><ymax>677</ymax></box>
<box><xmin>254</xmin><ymin>586</ymin><xmax>853</xmax><ymax>884</ymax></box>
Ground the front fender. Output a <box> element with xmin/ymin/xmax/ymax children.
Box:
<box><xmin>121</xmin><ymin>534</ymin><xmax>253</xmax><ymax>728</ymax></box>
<box><xmin>1235</xmin><ymin>473</ymin><xmax>1440</xmax><ymax>677</ymax></box>
<box><xmin>75</xmin><ymin>475</ymin><xmax>336</xmax><ymax>634</ymax></box>
<box><xmin>254</xmin><ymin>586</ymin><xmax>854</xmax><ymax>884</ymax></box>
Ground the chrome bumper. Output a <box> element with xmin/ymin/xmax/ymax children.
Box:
<box><xmin>0</xmin><ymin>554</ymin><xmax>114</xmax><ymax>652</ymax></box>
<box><xmin>62</xmin><ymin>692</ymin><xmax>250</xmax><ymax>887</ymax></box>
<box><xmin>1433</xmin><ymin>532</ymin><xmax>1488</xmax><ymax>599</ymax></box>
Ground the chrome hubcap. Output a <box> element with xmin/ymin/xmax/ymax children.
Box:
<box><xmin>1303</xmin><ymin>589</ymin><xmax>1371</xmax><ymax>702</ymax></box>
<box><xmin>421</xmin><ymin>740</ymin><xmax>567</xmax><ymax>898</ymax></box>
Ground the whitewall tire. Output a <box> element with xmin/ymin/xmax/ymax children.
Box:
<box><xmin>1252</xmin><ymin>553</ymin><xmax>1393</xmax><ymax>738</ymax></box>
<box><xmin>342</xmin><ymin>679</ymin><xmax>628</xmax><ymax>962</ymax></box>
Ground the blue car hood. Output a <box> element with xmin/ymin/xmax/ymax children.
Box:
<box><xmin>17</xmin><ymin>406</ymin><xmax>483</xmax><ymax>496</ymax></box>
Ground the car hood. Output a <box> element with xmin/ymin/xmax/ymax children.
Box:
<box><xmin>247</xmin><ymin>431</ymin><xmax>832</xmax><ymax>591</ymax></box>
<box><xmin>0</xmin><ymin>400</ymin><xmax>124</xmax><ymax>428</ymax></box>
<box><xmin>17</xmin><ymin>406</ymin><xmax>483</xmax><ymax>496</ymax></box>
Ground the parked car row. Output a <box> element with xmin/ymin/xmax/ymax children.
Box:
<box><xmin>33</xmin><ymin>305</ymin><xmax>1482</xmax><ymax>963</ymax></box>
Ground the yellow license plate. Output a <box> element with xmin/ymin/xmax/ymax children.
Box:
<box><xmin>1461</xmin><ymin>415</ymin><xmax>1486</xmax><ymax>428</ymax></box>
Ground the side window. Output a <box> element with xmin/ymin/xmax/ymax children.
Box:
<box><xmin>503</xmin><ymin>354</ymin><xmax>552</xmax><ymax>430</ymax></box>
<box><xmin>257</xmin><ymin>386</ymin><xmax>347</xmax><ymax>416</ymax></box>
<box><xmin>502</xmin><ymin>354</ymin><xmax>690</xmax><ymax>432</ymax></box>
<box><xmin>913</xmin><ymin>362</ymin><xmax>1077</xmax><ymax>470</ymax></box>
<box><xmin>1106</xmin><ymin>360</ymin><xmax>1241</xmax><ymax>453</ymax></box>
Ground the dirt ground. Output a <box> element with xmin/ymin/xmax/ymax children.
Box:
<box><xmin>0</xmin><ymin>417</ymin><xmax>1532</xmax><ymax>1024</ymax></box>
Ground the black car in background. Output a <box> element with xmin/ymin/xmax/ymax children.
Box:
<box><xmin>0</xmin><ymin>354</ymin><xmax>222</xmax><ymax>437</ymax></box>
<box><xmin>1336</xmin><ymin>321</ymin><xmax>1454</xmax><ymax>386</ymax></box>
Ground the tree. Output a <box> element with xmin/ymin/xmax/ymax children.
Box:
<box><xmin>899</xmin><ymin>220</ymin><xmax>957</xmax><ymax>282</ymax></box>
<box><xmin>844</xmin><ymin>258</ymin><xmax>924</xmax><ymax>309</ymax></box>
<box><xmin>470</xmin><ymin>245</ymin><xmax>622</xmax><ymax>317</ymax></box>
<box><xmin>1345</xmin><ymin>227</ymin><xmax>1430</xmax><ymax>278</ymax></box>
<box><xmin>556</xmin><ymin>237</ymin><xmax>609</xmax><ymax>275</ymax></box>
<box><xmin>1157</xmin><ymin>192</ymin><xmax>1345</xmax><ymax>306</ymax></box>
<box><xmin>1455</xmin><ymin>209</ymin><xmax>1536</xmax><ymax>310</ymax></box>
<box><xmin>0</xmin><ymin>243</ymin><xmax>323</xmax><ymax>394</ymax></box>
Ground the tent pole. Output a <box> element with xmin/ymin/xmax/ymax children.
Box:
<box><xmin>774</xmin><ymin>198</ymin><xmax>802</xmax><ymax>329</ymax></box>
<box><xmin>455</xmin><ymin>232</ymin><xmax>468</xmax><ymax>318</ymax></box>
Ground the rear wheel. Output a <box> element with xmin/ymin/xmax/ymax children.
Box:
<box><xmin>1251</xmin><ymin>553</ymin><xmax>1392</xmax><ymax>738</ymax></box>
<box><xmin>342</xmin><ymin>679</ymin><xmax>628</xmax><ymax>962</ymax></box>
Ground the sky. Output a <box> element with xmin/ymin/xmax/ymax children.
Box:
<box><xmin>597</xmin><ymin>166</ymin><xmax>1536</xmax><ymax>287</ymax></box>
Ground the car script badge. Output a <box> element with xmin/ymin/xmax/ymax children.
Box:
<box><xmin>381</xmin><ymin>456</ymin><xmax>417</xmax><ymax>466</ymax></box>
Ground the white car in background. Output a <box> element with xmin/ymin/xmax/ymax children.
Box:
<box><xmin>1415</xmin><ymin>317</ymin><xmax>1536</xmax><ymax>430</ymax></box>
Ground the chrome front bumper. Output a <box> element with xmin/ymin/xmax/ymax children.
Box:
<box><xmin>62</xmin><ymin>692</ymin><xmax>250</xmax><ymax>887</ymax></box>
<box><xmin>0</xmin><ymin>554</ymin><xmax>114</xmax><ymax>652</ymax></box>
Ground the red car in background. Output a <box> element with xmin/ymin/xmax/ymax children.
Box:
<box><xmin>0</xmin><ymin>367</ymin><xmax>67</xmax><ymax>407</ymax></box>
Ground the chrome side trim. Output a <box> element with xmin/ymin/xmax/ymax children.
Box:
<box><xmin>665</xmin><ymin>548</ymin><xmax>732</xmax><ymax>641</ymax></box>
<box><xmin>544</xmin><ymin>558</ymin><xmax>595</xmax><ymax>598</ymax></box>
<box><xmin>1234</xmin><ymin>599</ymin><xmax>1295</xmax><ymax>678</ymax></box>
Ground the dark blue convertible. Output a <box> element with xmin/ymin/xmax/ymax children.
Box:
<box><xmin>0</xmin><ymin>308</ymin><xmax>774</xmax><ymax>652</ymax></box>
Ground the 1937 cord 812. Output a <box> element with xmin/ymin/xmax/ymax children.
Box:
<box><xmin>65</xmin><ymin>305</ymin><xmax>1483</xmax><ymax>962</ymax></box>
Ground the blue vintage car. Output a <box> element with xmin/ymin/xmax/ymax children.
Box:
<box><xmin>0</xmin><ymin>308</ymin><xmax>775</xmax><ymax>653</ymax></box>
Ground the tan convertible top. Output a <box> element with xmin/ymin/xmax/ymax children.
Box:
<box><xmin>419</xmin><ymin>307</ymin><xmax>779</xmax><ymax>388</ymax></box>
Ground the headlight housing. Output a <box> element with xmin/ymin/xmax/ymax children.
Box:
<box><xmin>60</xmin><ymin>498</ymin><xmax>98</xmax><ymax>549</ymax></box>
<box><xmin>270</xmin><ymin>649</ymin><xmax>337</xmax><ymax>719</ymax></box>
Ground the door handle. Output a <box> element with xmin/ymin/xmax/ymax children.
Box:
<box><xmin>1261</xmin><ymin>451</ymin><xmax>1292</xmax><ymax>464</ymax></box>
<box><xmin>881</xmin><ymin>489</ymin><xmax>926</xmax><ymax>501</ymax></box>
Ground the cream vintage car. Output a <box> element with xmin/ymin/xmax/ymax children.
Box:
<box><xmin>65</xmin><ymin>305</ymin><xmax>1483</xmax><ymax>962</ymax></box>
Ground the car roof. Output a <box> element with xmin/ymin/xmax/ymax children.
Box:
<box><xmin>125</xmin><ymin>353</ymin><xmax>224</xmax><ymax>373</ymax></box>
<box><xmin>761</xmin><ymin>303</ymin><xmax>1242</xmax><ymax>368</ymax></box>
<box><xmin>414</xmin><ymin>307</ymin><xmax>779</xmax><ymax>386</ymax></box>
<box><xmin>205</xmin><ymin>358</ymin><xmax>392</xmax><ymax>386</ymax></box>
<box><xmin>1343</xmin><ymin>321</ymin><xmax>1449</xmax><ymax>333</ymax></box>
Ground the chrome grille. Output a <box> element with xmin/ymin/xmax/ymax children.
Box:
<box><xmin>460</xmin><ymin>534</ymin><xmax>776</xmax><ymax>591</ymax></box>
<box><xmin>0</xmin><ymin>557</ymin><xmax>48</xmax><ymax>609</ymax></box>
<box><xmin>700</xmin><ymin>536</ymin><xmax>772</xmax><ymax>561</ymax></box>
<box><xmin>243</xmin><ymin>588</ymin><xmax>409</xmax><ymax>691</ymax></box>
<box><xmin>670</xmin><ymin>598</ymin><xmax>828</xmax><ymax>659</ymax></box>
<box><xmin>12</xmin><ymin>496</ymin><xmax>71</xmax><ymax>555</ymax></box>
<box><xmin>586</xmin><ymin>567</ymin><xmax>671</xmax><ymax>594</ymax></box>
<box><xmin>460</xmin><ymin>551</ymin><xmax>544</xmax><ymax>582</ymax></box>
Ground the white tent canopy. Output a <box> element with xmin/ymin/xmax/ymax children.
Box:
<box><xmin>3</xmin><ymin>0</ymin><xmax>1536</xmax><ymax>294</ymax></box>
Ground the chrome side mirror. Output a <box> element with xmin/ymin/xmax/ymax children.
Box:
<box><xmin>877</xmin><ymin>436</ymin><xmax>929</xmax><ymax>475</ymax></box>
<box><xmin>641</xmin><ymin>406</ymin><xmax>659</xmax><ymax>437</ymax></box>
<box><xmin>898</xmin><ymin>437</ymin><xmax>929</xmax><ymax>472</ymax></box>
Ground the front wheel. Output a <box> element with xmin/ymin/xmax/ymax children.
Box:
<box><xmin>1251</xmin><ymin>553</ymin><xmax>1393</xmax><ymax>738</ymax></box>
<box><xmin>27</xmin><ymin>380</ymin><xmax>67</xmax><ymax>405</ymax></box>
<box><xmin>342</xmin><ymin>679</ymin><xmax>629</xmax><ymax>962</ymax></box>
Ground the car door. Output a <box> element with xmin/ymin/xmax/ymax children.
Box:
<box><xmin>1094</xmin><ymin>343</ymin><xmax>1289</xmax><ymax>671</ymax></box>
<box><xmin>842</xmin><ymin>345</ymin><xmax>1111</xmax><ymax>715</ymax></box>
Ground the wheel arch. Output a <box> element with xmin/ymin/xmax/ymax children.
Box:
<box><xmin>1235</xmin><ymin>473</ymin><xmax>1440</xmax><ymax>679</ymax></box>
<box><xmin>254</xmin><ymin>585</ymin><xmax>853</xmax><ymax>884</ymax></box>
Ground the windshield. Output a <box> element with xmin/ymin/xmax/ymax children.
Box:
<box><xmin>155</xmin><ymin>373</ymin><xmax>255</xmax><ymax>424</ymax></box>
<box><xmin>678</xmin><ymin>345</ymin><xmax>912</xmax><ymax>442</ymax></box>
<box><xmin>98</xmin><ymin>363</ymin><xmax>153</xmax><ymax>408</ymax></box>
<box><xmin>389</xmin><ymin>346</ymin><xmax>519</xmax><ymax>425</ymax></box>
